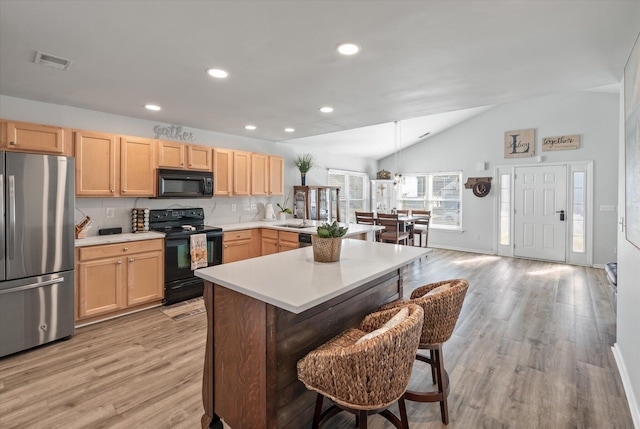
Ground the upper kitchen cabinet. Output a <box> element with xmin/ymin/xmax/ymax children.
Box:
<box><xmin>157</xmin><ymin>140</ymin><xmax>185</xmax><ymax>168</ymax></box>
<box><xmin>188</xmin><ymin>145</ymin><xmax>212</xmax><ymax>170</ymax></box>
<box><xmin>213</xmin><ymin>148</ymin><xmax>251</xmax><ymax>196</ymax></box>
<box><xmin>251</xmin><ymin>153</ymin><xmax>269</xmax><ymax>195</ymax></box>
<box><xmin>120</xmin><ymin>136</ymin><xmax>156</xmax><ymax>197</ymax></box>
<box><xmin>233</xmin><ymin>150</ymin><xmax>251</xmax><ymax>196</ymax></box>
<box><xmin>75</xmin><ymin>131</ymin><xmax>156</xmax><ymax>197</ymax></box>
<box><xmin>0</xmin><ymin>120</ymin><xmax>71</xmax><ymax>156</ymax></box>
<box><xmin>269</xmin><ymin>156</ymin><xmax>284</xmax><ymax>196</ymax></box>
<box><xmin>252</xmin><ymin>154</ymin><xmax>284</xmax><ymax>196</ymax></box>
<box><xmin>157</xmin><ymin>140</ymin><xmax>212</xmax><ymax>171</ymax></box>
<box><xmin>75</xmin><ymin>130</ymin><xmax>119</xmax><ymax>196</ymax></box>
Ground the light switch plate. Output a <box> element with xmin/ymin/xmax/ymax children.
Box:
<box><xmin>106</xmin><ymin>207</ymin><xmax>115</xmax><ymax>218</ymax></box>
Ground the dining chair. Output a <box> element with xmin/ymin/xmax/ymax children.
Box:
<box><xmin>355</xmin><ymin>211</ymin><xmax>380</xmax><ymax>242</ymax></box>
<box><xmin>380</xmin><ymin>279</ymin><xmax>469</xmax><ymax>424</ymax></box>
<box><xmin>297</xmin><ymin>304</ymin><xmax>424</xmax><ymax>429</ymax></box>
<box><xmin>377</xmin><ymin>213</ymin><xmax>410</xmax><ymax>245</ymax></box>
<box><xmin>412</xmin><ymin>210</ymin><xmax>431</xmax><ymax>247</ymax></box>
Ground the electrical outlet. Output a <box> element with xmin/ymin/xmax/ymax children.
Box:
<box><xmin>231</xmin><ymin>204</ymin><xmax>236</xmax><ymax>212</ymax></box>
<box><xmin>251</xmin><ymin>203</ymin><xmax>257</xmax><ymax>211</ymax></box>
<box><xmin>106</xmin><ymin>207</ymin><xmax>115</xmax><ymax>218</ymax></box>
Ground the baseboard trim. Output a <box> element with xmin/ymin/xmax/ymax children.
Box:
<box><xmin>612</xmin><ymin>343</ymin><xmax>640</xmax><ymax>428</ymax></box>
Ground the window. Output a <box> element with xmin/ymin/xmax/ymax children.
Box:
<box><xmin>397</xmin><ymin>172</ymin><xmax>462</xmax><ymax>228</ymax></box>
<box><xmin>328</xmin><ymin>169</ymin><xmax>369</xmax><ymax>223</ymax></box>
<box><xmin>499</xmin><ymin>174</ymin><xmax>511</xmax><ymax>245</ymax></box>
<box><xmin>572</xmin><ymin>171</ymin><xmax>586</xmax><ymax>253</ymax></box>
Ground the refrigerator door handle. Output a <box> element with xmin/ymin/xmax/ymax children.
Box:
<box><xmin>0</xmin><ymin>277</ymin><xmax>65</xmax><ymax>295</ymax></box>
<box><xmin>8</xmin><ymin>175</ymin><xmax>15</xmax><ymax>259</ymax></box>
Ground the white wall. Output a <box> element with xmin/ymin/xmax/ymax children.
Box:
<box><xmin>378</xmin><ymin>91</ymin><xmax>620</xmax><ymax>266</ymax></box>
<box><xmin>0</xmin><ymin>95</ymin><xmax>377</xmax><ymax>232</ymax></box>
<box><xmin>614</xmin><ymin>83</ymin><xmax>640</xmax><ymax>427</ymax></box>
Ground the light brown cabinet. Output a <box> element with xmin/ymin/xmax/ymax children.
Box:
<box><xmin>76</xmin><ymin>239</ymin><xmax>164</xmax><ymax>322</ymax></box>
<box><xmin>213</xmin><ymin>148</ymin><xmax>251</xmax><ymax>196</ymax></box>
<box><xmin>233</xmin><ymin>150</ymin><xmax>251</xmax><ymax>196</ymax></box>
<box><xmin>121</xmin><ymin>136</ymin><xmax>156</xmax><ymax>197</ymax></box>
<box><xmin>269</xmin><ymin>156</ymin><xmax>285</xmax><ymax>196</ymax></box>
<box><xmin>252</xmin><ymin>154</ymin><xmax>284</xmax><ymax>196</ymax></box>
<box><xmin>261</xmin><ymin>229</ymin><xmax>280</xmax><ymax>255</ymax></box>
<box><xmin>0</xmin><ymin>120</ymin><xmax>71</xmax><ymax>156</ymax></box>
<box><xmin>75</xmin><ymin>131</ymin><xmax>156</xmax><ymax>197</ymax></box>
<box><xmin>260</xmin><ymin>229</ymin><xmax>299</xmax><ymax>255</ymax></box>
<box><xmin>158</xmin><ymin>140</ymin><xmax>212</xmax><ymax>171</ymax></box>
<box><xmin>75</xmin><ymin>130</ymin><xmax>119</xmax><ymax>196</ymax></box>
<box><xmin>278</xmin><ymin>231</ymin><xmax>300</xmax><ymax>252</ymax></box>
<box><xmin>223</xmin><ymin>229</ymin><xmax>260</xmax><ymax>263</ymax></box>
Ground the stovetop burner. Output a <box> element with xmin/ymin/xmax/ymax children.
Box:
<box><xmin>148</xmin><ymin>208</ymin><xmax>222</xmax><ymax>237</ymax></box>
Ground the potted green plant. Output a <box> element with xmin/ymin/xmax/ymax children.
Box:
<box><xmin>294</xmin><ymin>153</ymin><xmax>315</xmax><ymax>185</ymax></box>
<box><xmin>276</xmin><ymin>203</ymin><xmax>292</xmax><ymax>220</ymax></box>
<box><xmin>312</xmin><ymin>221</ymin><xmax>348</xmax><ymax>262</ymax></box>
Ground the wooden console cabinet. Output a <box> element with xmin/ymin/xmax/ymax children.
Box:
<box><xmin>75</xmin><ymin>239</ymin><xmax>164</xmax><ymax>323</ymax></box>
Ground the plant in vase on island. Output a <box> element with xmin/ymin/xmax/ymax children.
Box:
<box><xmin>312</xmin><ymin>221</ymin><xmax>348</xmax><ymax>263</ymax></box>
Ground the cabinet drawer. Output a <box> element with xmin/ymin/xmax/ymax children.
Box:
<box><xmin>279</xmin><ymin>231</ymin><xmax>299</xmax><ymax>243</ymax></box>
<box><xmin>262</xmin><ymin>229</ymin><xmax>279</xmax><ymax>239</ymax></box>
<box><xmin>224</xmin><ymin>230</ymin><xmax>253</xmax><ymax>242</ymax></box>
<box><xmin>78</xmin><ymin>239</ymin><xmax>163</xmax><ymax>261</ymax></box>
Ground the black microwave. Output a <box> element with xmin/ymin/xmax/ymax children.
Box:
<box><xmin>157</xmin><ymin>168</ymin><xmax>214</xmax><ymax>198</ymax></box>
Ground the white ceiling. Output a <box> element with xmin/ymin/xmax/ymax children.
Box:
<box><xmin>0</xmin><ymin>1</ymin><xmax>638</xmax><ymax>159</ymax></box>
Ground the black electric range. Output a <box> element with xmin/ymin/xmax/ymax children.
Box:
<box><xmin>149</xmin><ymin>208</ymin><xmax>223</xmax><ymax>305</ymax></box>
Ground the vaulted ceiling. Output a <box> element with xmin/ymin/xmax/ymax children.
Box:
<box><xmin>0</xmin><ymin>1</ymin><xmax>638</xmax><ymax>158</ymax></box>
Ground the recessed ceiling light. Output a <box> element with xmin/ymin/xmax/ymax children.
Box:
<box><xmin>145</xmin><ymin>104</ymin><xmax>161</xmax><ymax>111</ymax></box>
<box><xmin>207</xmin><ymin>68</ymin><xmax>229</xmax><ymax>78</ymax></box>
<box><xmin>319</xmin><ymin>106</ymin><xmax>334</xmax><ymax>113</ymax></box>
<box><xmin>245</xmin><ymin>125</ymin><xmax>256</xmax><ymax>130</ymax></box>
<box><xmin>337</xmin><ymin>43</ymin><xmax>360</xmax><ymax>56</ymax></box>
<box><xmin>284</xmin><ymin>128</ymin><xmax>295</xmax><ymax>133</ymax></box>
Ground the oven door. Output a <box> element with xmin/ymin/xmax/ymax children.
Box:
<box><xmin>165</xmin><ymin>231</ymin><xmax>223</xmax><ymax>283</ymax></box>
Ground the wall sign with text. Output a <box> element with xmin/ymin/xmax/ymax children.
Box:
<box><xmin>542</xmin><ymin>135</ymin><xmax>580</xmax><ymax>151</ymax></box>
<box><xmin>504</xmin><ymin>128</ymin><xmax>535</xmax><ymax>158</ymax></box>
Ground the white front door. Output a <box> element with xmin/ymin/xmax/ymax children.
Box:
<box><xmin>514</xmin><ymin>165</ymin><xmax>567</xmax><ymax>262</ymax></box>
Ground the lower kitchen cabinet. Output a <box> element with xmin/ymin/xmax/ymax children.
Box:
<box><xmin>260</xmin><ymin>229</ymin><xmax>299</xmax><ymax>255</ymax></box>
<box><xmin>278</xmin><ymin>231</ymin><xmax>300</xmax><ymax>252</ymax></box>
<box><xmin>223</xmin><ymin>229</ymin><xmax>260</xmax><ymax>263</ymax></box>
<box><xmin>76</xmin><ymin>239</ymin><xmax>164</xmax><ymax>323</ymax></box>
<box><xmin>261</xmin><ymin>229</ymin><xmax>279</xmax><ymax>255</ymax></box>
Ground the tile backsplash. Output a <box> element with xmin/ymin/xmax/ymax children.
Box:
<box><xmin>75</xmin><ymin>194</ymin><xmax>294</xmax><ymax>236</ymax></box>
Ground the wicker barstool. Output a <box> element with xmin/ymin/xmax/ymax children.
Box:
<box><xmin>380</xmin><ymin>279</ymin><xmax>469</xmax><ymax>424</ymax></box>
<box><xmin>297</xmin><ymin>304</ymin><xmax>424</xmax><ymax>429</ymax></box>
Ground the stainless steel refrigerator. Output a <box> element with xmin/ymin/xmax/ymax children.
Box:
<box><xmin>0</xmin><ymin>151</ymin><xmax>75</xmax><ymax>357</ymax></box>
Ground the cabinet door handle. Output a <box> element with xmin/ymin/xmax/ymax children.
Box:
<box><xmin>123</xmin><ymin>247</ymin><xmax>129</xmax><ymax>251</ymax></box>
<box><xmin>9</xmin><ymin>141</ymin><xmax>16</xmax><ymax>145</ymax></box>
<box><xmin>111</xmin><ymin>189</ymin><xmax>115</xmax><ymax>193</ymax></box>
<box><xmin>117</xmin><ymin>260</ymin><xmax>122</xmax><ymax>265</ymax></box>
<box><xmin>129</xmin><ymin>258</ymin><xmax>134</xmax><ymax>263</ymax></box>
<box><xmin>224</xmin><ymin>244</ymin><xmax>228</xmax><ymax>248</ymax></box>
<box><xmin>122</xmin><ymin>189</ymin><xmax>127</xmax><ymax>193</ymax></box>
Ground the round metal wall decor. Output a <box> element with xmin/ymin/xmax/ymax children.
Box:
<box><xmin>472</xmin><ymin>181</ymin><xmax>491</xmax><ymax>197</ymax></box>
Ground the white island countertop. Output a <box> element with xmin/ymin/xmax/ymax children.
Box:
<box><xmin>195</xmin><ymin>239</ymin><xmax>428</xmax><ymax>314</ymax></box>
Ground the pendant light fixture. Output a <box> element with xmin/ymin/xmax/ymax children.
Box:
<box><xmin>393</xmin><ymin>120</ymin><xmax>403</xmax><ymax>187</ymax></box>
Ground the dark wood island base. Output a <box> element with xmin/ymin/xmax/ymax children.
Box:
<box><xmin>201</xmin><ymin>269</ymin><xmax>403</xmax><ymax>429</ymax></box>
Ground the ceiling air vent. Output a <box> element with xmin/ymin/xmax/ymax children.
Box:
<box><xmin>34</xmin><ymin>51</ymin><xmax>72</xmax><ymax>71</ymax></box>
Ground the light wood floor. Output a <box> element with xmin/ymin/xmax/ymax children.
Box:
<box><xmin>0</xmin><ymin>250</ymin><xmax>633</xmax><ymax>429</ymax></box>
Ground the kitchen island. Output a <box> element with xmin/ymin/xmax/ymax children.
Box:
<box><xmin>195</xmin><ymin>239</ymin><xmax>428</xmax><ymax>429</ymax></box>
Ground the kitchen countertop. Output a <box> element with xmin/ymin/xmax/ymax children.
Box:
<box><xmin>73</xmin><ymin>220</ymin><xmax>381</xmax><ymax>247</ymax></box>
<box><xmin>195</xmin><ymin>239</ymin><xmax>428</xmax><ymax>313</ymax></box>
<box><xmin>74</xmin><ymin>232</ymin><xmax>165</xmax><ymax>247</ymax></box>
<box><xmin>219</xmin><ymin>219</ymin><xmax>383</xmax><ymax>237</ymax></box>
